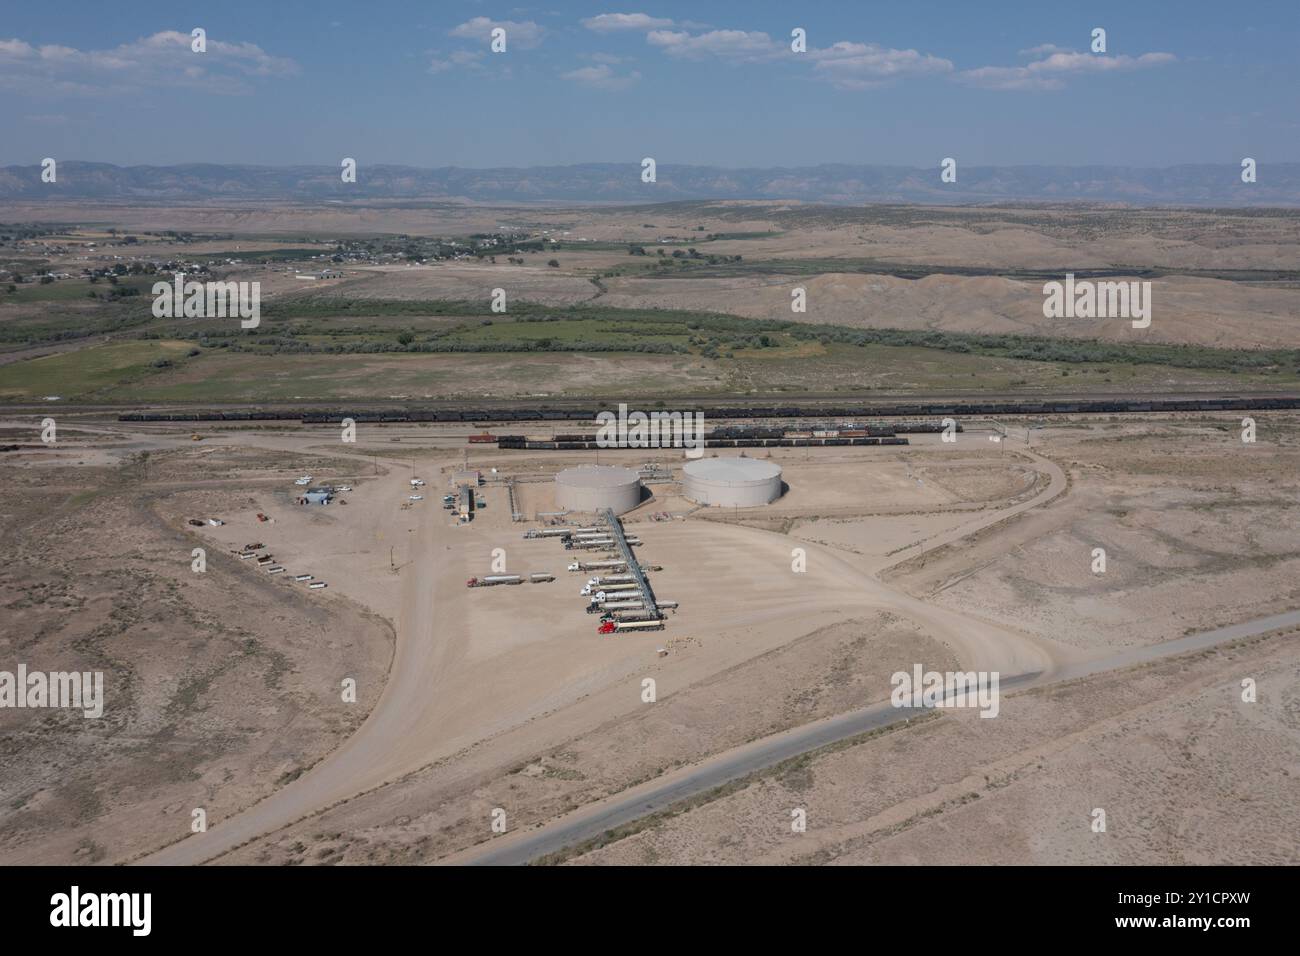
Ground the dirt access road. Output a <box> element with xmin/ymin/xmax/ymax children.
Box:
<box><xmin>140</xmin><ymin>441</ymin><xmax>1070</xmax><ymax>865</ymax></box>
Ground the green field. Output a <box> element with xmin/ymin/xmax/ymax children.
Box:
<box><xmin>0</xmin><ymin>340</ymin><xmax>195</xmax><ymax>401</ymax></box>
<box><xmin>2</xmin><ymin>333</ymin><xmax>1295</xmax><ymax>405</ymax></box>
<box><xmin>4</xmin><ymin>295</ymin><xmax>1299</xmax><ymax>403</ymax></box>
<box><xmin>650</xmin><ymin>257</ymin><xmax>1300</xmax><ymax>283</ymax></box>
<box><xmin>188</xmin><ymin>248</ymin><xmax>328</xmax><ymax>263</ymax></box>
<box><xmin>0</xmin><ymin>276</ymin><xmax>158</xmax><ymax>304</ymax></box>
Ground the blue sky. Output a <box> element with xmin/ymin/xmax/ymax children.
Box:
<box><xmin>5</xmin><ymin>1</ymin><xmax>1297</xmax><ymax>168</ymax></box>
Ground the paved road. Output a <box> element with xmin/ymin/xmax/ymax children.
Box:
<box><xmin>127</xmin><ymin>420</ymin><xmax>1287</xmax><ymax>867</ymax></box>
<box><xmin>452</xmin><ymin>608</ymin><xmax>1300</xmax><ymax>866</ymax></box>
<box><xmin>136</xmin><ymin>437</ymin><xmax>1065</xmax><ymax>864</ymax></box>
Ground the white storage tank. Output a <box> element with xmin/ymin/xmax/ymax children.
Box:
<box><xmin>683</xmin><ymin>457</ymin><xmax>782</xmax><ymax>507</ymax></box>
<box><xmin>555</xmin><ymin>465</ymin><xmax>642</xmax><ymax>515</ymax></box>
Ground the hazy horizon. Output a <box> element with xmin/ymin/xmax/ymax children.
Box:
<box><xmin>6</xmin><ymin>158</ymin><xmax>1297</xmax><ymax>206</ymax></box>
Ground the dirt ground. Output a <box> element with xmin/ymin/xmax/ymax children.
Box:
<box><xmin>0</xmin><ymin>432</ymin><xmax>393</xmax><ymax>864</ymax></box>
<box><xmin>9</xmin><ymin>200</ymin><xmax>1300</xmax><ymax>353</ymax></box>
<box><xmin>569</xmin><ymin>630</ymin><xmax>1299</xmax><ymax>865</ymax></box>
<box><xmin>2</xmin><ymin>412</ymin><xmax>1295</xmax><ymax>865</ymax></box>
<box><xmin>594</xmin><ymin>271</ymin><xmax>1300</xmax><ymax>349</ymax></box>
<box><xmin>887</xmin><ymin>420</ymin><xmax>1300</xmax><ymax>651</ymax></box>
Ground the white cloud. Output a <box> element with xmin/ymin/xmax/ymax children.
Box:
<box><xmin>810</xmin><ymin>41</ymin><xmax>953</xmax><ymax>89</ymax></box>
<box><xmin>449</xmin><ymin>17</ymin><xmax>545</xmax><ymax>49</ymax></box>
<box><xmin>646</xmin><ymin>29</ymin><xmax>780</xmax><ymax>62</ymax></box>
<box><xmin>1019</xmin><ymin>43</ymin><xmax>1070</xmax><ymax>58</ymax></box>
<box><xmin>561</xmin><ymin>63</ymin><xmax>641</xmax><ymax>90</ymax></box>
<box><xmin>0</xmin><ymin>31</ymin><xmax>298</xmax><ymax>96</ymax></box>
<box><xmin>429</xmin><ymin>49</ymin><xmax>485</xmax><ymax>73</ymax></box>
<box><xmin>585</xmin><ymin>12</ymin><xmax>676</xmax><ymax>32</ymax></box>
<box><xmin>0</xmin><ymin>38</ymin><xmax>36</xmax><ymax>58</ymax></box>
<box><xmin>582</xmin><ymin>12</ymin><xmax>675</xmax><ymax>32</ymax></box>
<box><xmin>960</xmin><ymin>49</ymin><xmax>1176</xmax><ymax>91</ymax></box>
<box><xmin>638</xmin><ymin>25</ymin><xmax>952</xmax><ymax>86</ymax></box>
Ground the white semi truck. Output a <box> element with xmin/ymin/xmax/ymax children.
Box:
<box><xmin>568</xmin><ymin>560</ymin><xmax>627</xmax><ymax>572</ymax></box>
<box><xmin>586</xmin><ymin>599</ymin><xmax>644</xmax><ymax>613</ymax></box>
<box><xmin>581</xmin><ymin>583</ymin><xmax>640</xmax><ymax>597</ymax></box>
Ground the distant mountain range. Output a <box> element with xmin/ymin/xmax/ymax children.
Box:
<box><xmin>1</xmin><ymin>161</ymin><xmax>1297</xmax><ymax>206</ymax></box>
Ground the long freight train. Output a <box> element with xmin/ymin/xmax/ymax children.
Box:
<box><xmin>117</xmin><ymin>395</ymin><xmax>1300</xmax><ymax>425</ymax></box>
<box><xmin>494</xmin><ymin>435</ymin><xmax>912</xmax><ymax>449</ymax></box>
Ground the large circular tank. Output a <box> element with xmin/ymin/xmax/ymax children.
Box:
<box><xmin>682</xmin><ymin>457</ymin><xmax>783</xmax><ymax>507</ymax></box>
<box><xmin>555</xmin><ymin>465</ymin><xmax>642</xmax><ymax>515</ymax></box>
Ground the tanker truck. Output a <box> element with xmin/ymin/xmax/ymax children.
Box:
<box><xmin>568</xmin><ymin>560</ymin><xmax>628</xmax><ymax>573</ymax></box>
<box><xmin>598</xmin><ymin>618</ymin><xmax>665</xmax><ymax>634</ymax></box>
<box><xmin>586</xmin><ymin>574</ymin><xmax>638</xmax><ymax>586</ymax></box>
<box><xmin>466</xmin><ymin>575</ymin><xmax>523</xmax><ymax>587</ymax></box>
<box><xmin>580</xmin><ymin>582</ymin><xmax>640</xmax><ymax>596</ymax></box>
<box><xmin>586</xmin><ymin>599</ymin><xmax>645</xmax><ymax>614</ymax></box>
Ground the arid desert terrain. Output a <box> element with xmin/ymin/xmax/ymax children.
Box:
<box><xmin>1</xmin><ymin>410</ymin><xmax>1295</xmax><ymax>865</ymax></box>
<box><xmin>2</xmin><ymin>197</ymin><xmax>1298</xmax><ymax>866</ymax></box>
